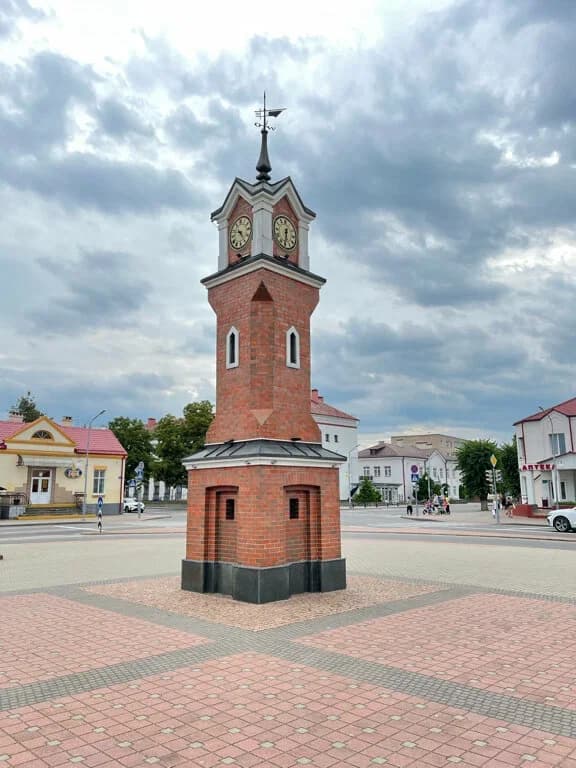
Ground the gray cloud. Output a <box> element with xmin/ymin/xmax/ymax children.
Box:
<box><xmin>0</xmin><ymin>367</ymin><xmax>178</xmax><ymax>425</ymax></box>
<box><xmin>0</xmin><ymin>51</ymin><xmax>95</xmax><ymax>155</ymax></box>
<box><xmin>0</xmin><ymin>152</ymin><xmax>203</xmax><ymax>214</ymax></box>
<box><xmin>30</xmin><ymin>250</ymin><xmax>151</xmax><ymax>334</ymax></box>
<box><xmin>0</xmin><ymin>0</ymin><xmax>45</xmax><ymax>38</ymax></box>
<box><xmin>96</xmin><ymin>98</ymin><xmax>155</xmax><ymax>140</ymax></box>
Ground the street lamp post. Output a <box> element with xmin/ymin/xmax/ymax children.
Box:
<box><xmin>82</xmin><ymin>409</ymin><xmax>107</xmax><ymax>522</ymax></box>
<box><xmin>539</xmin><ymin>406</ymin><xmax>559</xmax><ymax>510</ymax></box>
<box><xmin>347</xmin><ymin>443</ymin><xmax>360</xmax><ymax>508</ymax></box>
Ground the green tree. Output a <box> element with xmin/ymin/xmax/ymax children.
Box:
<box><xmin>11</xmin><ymin>391</ymin><xmax>42</xmax><ymax>422</ymax></box>
<box><xmin>456</xmin><ymin>439</ymin><xmax>498</xmax><ymax>510</ymax></box>
<box><xmin>182</xmin><ymin>401</ymin><xmax>214</xmax><ymax>453</ymax></box>
<box><xmin>154</xmin><ymin>401</ymin><xmax>214</xmax><ymax>487</ymax></box>
<box><xmin>108</xmin><ymin>417</ymin><xmax>154</xmax><ymax>479</ymax></box>
<box><xmin>354</xmin><ymin>477</ymin><xmax>382</xmax><ymax>505</ymax></box>
<box><xmin>417</xmin><ymin>475</ymin><xmax>441</xmax><ymax>500</ymax></box>
<box><xmin>498</xmin><ymin>438</ymin><xmax>521</xmax><ymax>498</ymax></box>
<box><xmin>154</xmin><ymin>415</ymin><xmax>188</xmax><ymax>486</ymax></box>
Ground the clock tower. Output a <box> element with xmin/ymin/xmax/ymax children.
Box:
<box><xmin>182</xmin><ymin>98</ymin><xmax>346</xmax><ymax>603</ymax></box>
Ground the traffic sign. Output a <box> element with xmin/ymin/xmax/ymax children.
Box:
<box><xmin>410</xmin><ymin>465</ymin><xmax>419</xmax><ymax>474</ymax></box>
<box><xmin>411</xmin><ymin>473</ymin><xmax>419</xmax><ymax>483</ymax></box>
<box><xmin>128</xmin><ymin>479</ymin><xmax>136</xmax><ymax>488</ymax></box>
<box><xmin>490</xmin><ymin>454</ymin><xmax>498</xmax><ymax>467</ymax></box>
<box><xmin>97</xmin><ymin>496</ymin><xmax>103</xmax><ymax>508</ymax></box>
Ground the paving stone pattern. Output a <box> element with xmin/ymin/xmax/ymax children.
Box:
<box><xmin>297</xmin><ymin>593</ymin><xmax>576</xmax><ymax>711</ymax></box>
<box><xmin>1</xmin><ymin>573</ymin><xmax>576</xmax><ymax>767</ymax></box>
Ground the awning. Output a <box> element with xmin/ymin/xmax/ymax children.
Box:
<box><xmin>17</xmin><ymin>456</ymin><xmax>81</xmax><ymax>468</ymax></box>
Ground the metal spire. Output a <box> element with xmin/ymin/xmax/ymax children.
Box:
<box><xmin>254</xmin><ymin>92</ymin><xmax>285</xmax><ymax>182</ymax></box>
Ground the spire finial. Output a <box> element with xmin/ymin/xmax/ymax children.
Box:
<box><xmin>254</xmin><ymin>91</ymin><xmax>285</xmax><ymax>182</ymax></box>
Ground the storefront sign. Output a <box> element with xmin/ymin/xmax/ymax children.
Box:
<box><xmin>64</xmin><ymin>467</ymin><xmax>83</xmax><ymax>478</ymax></box>
<box><xmin>521</xmin><ymin>463</ymin><xmax>554</xmax><ymax>471</ymax></box>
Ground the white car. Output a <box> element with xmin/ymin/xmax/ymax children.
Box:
<box><xmin>123</xmin><ymin>498</ymin><xmax>145</xmax><ymax>513</ymax></box>
<box><xmin>547</xmin><ymin>507</ymin><xmax>576</xmax><ymax>533</ymax></box>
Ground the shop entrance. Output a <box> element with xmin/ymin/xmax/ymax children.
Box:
<box><xmin>30</xmin><ymin>469</ymin><xmax>52</xmax><ymax>504</ymax></box>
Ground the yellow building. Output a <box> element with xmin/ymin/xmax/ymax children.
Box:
<box><xmin>0</xmin><ymin>415</ymin><xmax>126</xmax><ymax>517</ymax></box>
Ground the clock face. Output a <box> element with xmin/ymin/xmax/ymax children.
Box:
<box><xmin>229</xmin><ymin>216</ymin><xmax>252</xmax><ymax>250</ymax></box>
<box><xmin>273</xmin><ymin>215</ymin><xmax>297</xmax><ymax>251</ymax></box>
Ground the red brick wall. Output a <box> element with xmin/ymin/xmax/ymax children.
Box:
<box><xmin>206</xmin><ymin>267</ymin><xmax>321</xmax><ymax>444</ymax></box>
<box><xmin>186</xmin><ymin>465</ymin><xmax>341</xmax><ymax>568</ymax></box>
<box><xmin>272</xmin><ymin>196</ymin><xmax>299</xmax><ymax>265</ymax></box>
<box><xmin>227</xmin><ymin>197</ymin><xmax>252</xmax><ymax>265</ymax></box>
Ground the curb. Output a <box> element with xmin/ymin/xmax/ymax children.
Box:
<box><xmin>342</xmin><ymin>526</ymin><xmax>572</xmax><ymax>542</ymax></box>
<box><xmin>0</xmin><ymin>514</ymin><xmax>171</xmax><ymax>528</ymax></box>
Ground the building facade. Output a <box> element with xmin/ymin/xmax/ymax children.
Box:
<box><xmin>425</xmin><ymin>449</ymin><xmax>461</xmax><ymax>500</ymax></box>
<box><xmin>0</xmin><ymin>415</ymin><xmax>126</xmax><ymax>515</ymax></box>
<box><xmin>354</xmin><ymin>442</ymin><xmax>461</xmax><ymax>503</ymax></box>
<box><xmin>514</xmin><ymin>398</ymin><xmax>576</xmax><ymax>508</ymax></box>
<box><xmin>311</xmin><ymin>389</ymin><xmax>359</xmax><ymax>500</ymax></box>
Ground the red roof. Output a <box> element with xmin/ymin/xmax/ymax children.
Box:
<box><xmin>310</xmin><ymin>389</ymin><xmax>358</xmax><ymax>422</ymax></box>
<box><xmin>0</xmin><ymin>420</ymin><xmax>126</xmax><ymax>456</ymax></box>
<box><xmin>515</xmin><ymin>397</ymin><xmax>576</xmax><ymax>425</ymax></box>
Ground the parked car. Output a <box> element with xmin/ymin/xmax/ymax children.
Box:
<box><xmin>123</xmin><ymin>498</ymin><xmax>145</xmax><ymax>513</ymax></box>
<box><xmin>547</xmin><ymin>507</ymin><xmax>576</xmax><ymax>532</ymax></box>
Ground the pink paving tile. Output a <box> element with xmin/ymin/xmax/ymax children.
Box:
<box><xmin>298</xmin><ymin>593</ymin><xmax>576</xmax><ymax>710</ymax></box>
<box><xmin>0</xmin><ymin>593</ymin><xmax>208</xmax><ymax>688</ymax></box>
<box><xmin>0</xmin><ymin>654</ymin><xmax>575</xmax><ymax>767</ymax></box>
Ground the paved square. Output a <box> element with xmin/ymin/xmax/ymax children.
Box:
<box><xmin>1</xmin><ymin>654</ymin><xmax>575</xmax><ymax>768</ymax></box>
<box><xmin>0</xmin><ymin>594</ymin><xmax>208</xmax><ymax>689</ymax></box>
<box><xmin>84</xmin><ymin>575</ymin><xmax>440</xmax><ymax>630</ymax></box>
<box><xmin>297</xmin><ymin>593</ymin><xmax>576</xmax><ymax>710</ymax></box>
<box><xmin>3</xmin><ymin>531</ymin><xmax>576</xmax><ymax>767</ymax></box>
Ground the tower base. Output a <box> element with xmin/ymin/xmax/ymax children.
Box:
<box><xmin>181</xmin><ymin>558</ymin><xmax>346</xmax><ymax>604</ymax></box>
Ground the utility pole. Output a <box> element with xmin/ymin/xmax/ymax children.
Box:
<box><xmin>82</xmin><ymin>409</ymin><xmax>107</xmax><ymax>522</ymax></box>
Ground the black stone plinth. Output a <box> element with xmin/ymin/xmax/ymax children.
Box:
<box><xmin>181</xmin><ymin>558</ymin><xmax>346</xmax><ymax>604</ymax></box>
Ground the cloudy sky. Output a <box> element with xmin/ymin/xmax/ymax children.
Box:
<box><xmin>1</xmin><ymin>0</ymin><xmax>575</xmax><ymax>445</ymax></box>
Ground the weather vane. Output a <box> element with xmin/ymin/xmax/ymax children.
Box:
<box><xmin>255</xmin><ymin>91</ymin><xmax>285</xmax><ymax>182</ymax></box>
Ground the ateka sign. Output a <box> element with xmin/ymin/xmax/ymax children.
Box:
<box><xmin>521</xmin><ymin>463</ymin><xmax>555</xmax><ymax>471</ymax></box>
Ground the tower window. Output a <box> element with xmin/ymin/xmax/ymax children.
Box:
<box><xmin>286</xmin><ymin>326</ymin><xmax>300</xmax><ymax>368</ymax></box>
<box><xmin>225</xmin><ymin>498</ymin><xmax>235</xmax><ymax>520</ymax></box>
<box><xmin>226</xmin><ymin>326</ymin><xmax>239</xmax><ymax>369</ymax></box>
<box><xmin>289</xmin><ymin>498</ymin><xmax>299</xmax><ymax>519</ymax></box>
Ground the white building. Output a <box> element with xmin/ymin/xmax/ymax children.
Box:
<box><xmin>354</xmin><ymin>443</ymin><xmax>428</xmax><ymax>503</ymax></box>
<box><xmin>425</xmin><ymin>449</ymin><xmax>461</xmax><ymax>500</ymax></box>
<box><xmin>311</xmin><ymin>389</ymin><xmax>359</xmax><ymax>500</ymax></box>
<box><xmin>353</xmin><ymin>442</ymin><xmax>462</xmax><ymax>503</ymax></box>
<box><xmin>514</xmin><ymin>398</ymin><xmax>576</xmax><ymax>508</ymax></box>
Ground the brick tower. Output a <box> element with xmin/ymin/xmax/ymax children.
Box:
<box><xmin>181</xmin><ymin>98</ymin><xmax>346</xmax><ymax>603</ymax></box>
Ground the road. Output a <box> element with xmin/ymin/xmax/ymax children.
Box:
<box><xmin>1</xmin><ymin>502</ymin><xmax>570</xmax><ymax>550</ymax></box>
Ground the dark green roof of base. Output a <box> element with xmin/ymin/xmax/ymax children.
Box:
<box><xmin>184</xmin><ymin>439</ymin><xmax>346</xmax><ymax>463</ymax></box>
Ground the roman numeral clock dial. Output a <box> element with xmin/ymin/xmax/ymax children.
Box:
<box><xmin>273</xmin><ymin>216</ymin><xmax>297</xmax><ymax>251</ymax></box>
<box><xmin>229</xmin><ymin>216</ymin><xmax>252</xmax><ymax>250</ymax></box>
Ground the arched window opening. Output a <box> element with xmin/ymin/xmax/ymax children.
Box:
<box><xmin>286</xmin><ymin>326</ymin><xmax>300</xmax><ymax>369</ymax></box>
<box><xmin>226</xmin><ymin>326</ymin><xmax>239</xmax><ymax>369</ymax></box>
<box><xmin>32</xmin><ymin>430</ymin><xmax>53</xmax><ymax>440</ymax></box>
